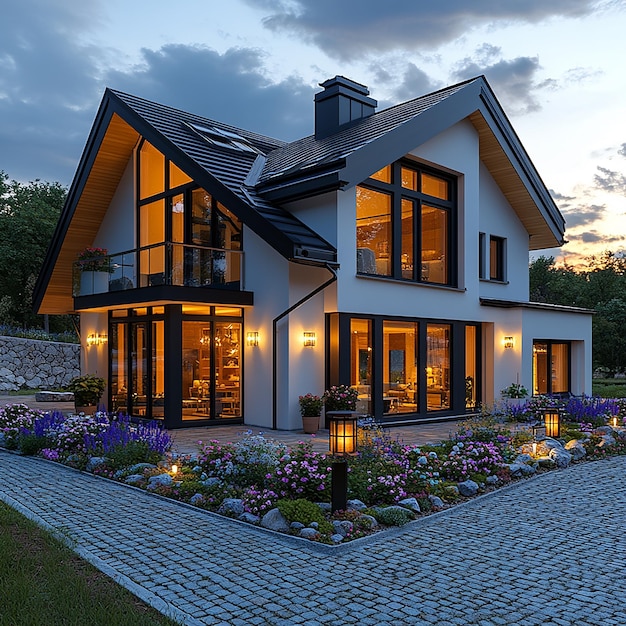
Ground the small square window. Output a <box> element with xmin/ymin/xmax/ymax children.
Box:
<box><xmin>489</xmin><ymin>236</ymin><xmax>506</xmax><ymax>282</ymax></box>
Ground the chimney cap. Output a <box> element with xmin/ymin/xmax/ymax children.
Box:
<box><xmin>318</xmin><ymin>75</ymin><xmax>370</xmax><ymax>96</ymax></box>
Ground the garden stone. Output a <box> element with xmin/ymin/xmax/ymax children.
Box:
<box><xmin>598</xmin><ymin>434</ymin><xmax>616</xmax><ymax>447</ymax></box>
<box><xmin>594</xmin><ymin>426</ymin><xmax>614</xmax><ymax>436</ymax></box>
<box><xmin>192</xmin><ymin>465</ymin><xmax>203</xmax><ymax>474</ymax></box>
<box><xmin>445</xmin><ymin>485</ymin><xmax>459</xmax><ymax>496</ymax></box>
<box><xmin>300</xmin><ymin>527</ymin><xmax>320</xmax><ymax>540</ymax></box>
<box><xmin>564</xmin><ymin>439</ymin><xmax>586</xmax><ymax>461</ymax></box>
<box><xmin>359</xmin><ymin>514</ymin><xmax>378</xmax><ymax>528</ymax></box>
<box><xmin>85</xmin><ymin>457</ymin><xmax>107</xmax><ymax>472</ymax></box>
<box><xmin>260</xmin><ymin>508</ymin><xmax>290</xmax><ymax>533</ymax></box>
<box><xmin>124</xmin><ymin>474</ymin><xmax>144</xmax><ymax>485</ymax></box>
<box><xmin>201</xmin><ymin>477</ymin><xmax>221</xmax><ymax>487</ymax></box>
<box><xmin>290</xmin><ymin>521</ymin><xmax>305</xmax><ymax>530</ymax></box>
<box><xmin>542</xmin><ymin>438</ymin><xmax>565</xmax><ymax>451</ymax></box>
<box><xmin>549</xmin><ymin>447</ymin><xmax>572</xmax><ymax>468</ymax></box>
<box><xmin>458</xmin><ymin>480</ymin><xmax>479</xmax><ymax>497</ymax></box>
<box><xmin>428</xmin><ymin>495</ymin><xmax>444</xmax><ymax>509</ymax></box>
<box><xmin>486</xmin><ymin>475</ymin><xmax>499</xmax><ymax>485</ymax></box>
<box><xmin>147</xmin><ymin>473</ymin><xmax>173</xmax><ymax>489</ymax></box>
<box><xmin>515</xmin><ymin>453</ymin><xmax>533</xmax><ymax>464</ymax></box>
<box><xmin>331</xmin><ymin>534</ymin><xmax>344</xmax><ymax>544</ymax></box>
<box><xmin>316</xmin><ymin>502</ymin><xmax>331</xmax><ymax>513</ymax></box>
<box><xmin>239</xmin><ymin>512</ymin><xmax>260</xmax><ymax>524</ymax></box>
<box><xmin>347</xmin><ymin>499</ymin><xmax>367</xmax><ymax>511</ymax></box>
<box><xmin>538</xmin><ymin>457</ymin><xmax>556</xmax><ymax>469</ymax></box>
<box><xmin>309</xmin><ymin>522</ymin><xmax>319</xmax><ymax>529</ymax></box>
<box><xmin>519</xmin><ymin>463</ymin><xmax>536</xmax><ymax>475</ymax></box>
<box><xmin>128</xmin><ymin>462</ymin><xmax>157</xmax><ymax>474</ymax></box>
<box><xmin>332</xmin><ymin>520</ymin><xmax>354</xmax><ymax>537</ymax></box>
<box><xmin>399</xmin><ymin>497</ymin><xmax>421</xmax><ymax>513</ymax></box>
<box><xmin>218</xmin><ymin>498</ymin><xmax>245</xmax><ymax>517</ymax></box>
<box><xmin>189</xmin><ymin>493</ymin><xmax>205</xmax><ymax>506</ymax></box>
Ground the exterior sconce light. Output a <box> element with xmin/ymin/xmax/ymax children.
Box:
<box><xmin>87</xmin><ymin>333</ymin><xmax>108</xmax><ymax>347</ymax></box>
<box><xmin>246</xmin><ymin>331</ymin><xmax>259</xmax><ymax>347</ymax></box>
<box><xmin>503</xmin><ymin>336</ymin><xmax>514</xmax><ymax>349</ymax></box>
<box><xmin>303</xmin><ymin>331</ymin><xmax>316</xmax><ymax>348</ymax></box>
<box><xmin>543</xmin><ymin>408</ymin><xmax>561</xmax><ymax>439</ymax></box>
<box><xmin>328</xmin><ymin>412</ymin><xmax>358</xmax><ymax>513</ymax></box>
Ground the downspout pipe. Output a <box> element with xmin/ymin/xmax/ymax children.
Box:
<box><xmin>272</xmin><ymin>263</ymin><xmax>338</xmax><ymax>430</ymax></box>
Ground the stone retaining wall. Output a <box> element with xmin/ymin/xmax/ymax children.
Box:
<box><xmin>0</xmin><ymin>336</ymin><xmax>80</xmax><ymax>391</ymax></box>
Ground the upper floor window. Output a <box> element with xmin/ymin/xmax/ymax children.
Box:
<box><xmin>489</xmin><ymin>236</ymin><xmax>506</xmax><ymax>281</ymax></box>
<box><xmin>356</xmin><ymin>160</ymin><xmax>455</xmax><ymax>286</ymax></box>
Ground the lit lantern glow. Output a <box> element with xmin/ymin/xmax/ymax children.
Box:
<box><xmin>171</xmin><ymin>464</ymin><xmax>178</xmax><ymax>476</ymax></box>
<box><xmin>303</xmin><ymin>331</ymin><xmax>316</xmax><ymax>348</ymax></box>
<box><xmin>543</xmin><ymin>409</ymin><xmax>561</xmax><ymax>438</ymax></box>
<box><xmin>503</xmin><ymin>336</ymin><xmax>514</xmax><ymax>349</ymax></box>
<box><xmin>328</xmin><ymin>413</ymin><xmax>358</xmax><ymax>456</ymax></box>
<box><xmin>246</xmin><ymin>331</ymin><xmax>259</xmax><ymax>347</ymax></box>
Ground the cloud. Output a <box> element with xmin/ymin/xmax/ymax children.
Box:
<box><xmin>561</xmin><ymin>203</ymin><xmax>606</xmax><ymax>228</ymax></box>
<box><xmin>619</xmin><ymin>143</ymin><xmax>626</xmax><ymax>158</ymax></box>
<box><xmin>452</xmin><ymin>54</ymin><xmax>543</xmax><ymax>114</ymax></box>
<box><xmin>594</xmin><ymin>166</ymin><xmax>626</xmax><ymax>194</ymax></box>
<box><xmin>250</xmin><ymin>0</ymin><xmax>602</xmax><ymax>60</ymax></box>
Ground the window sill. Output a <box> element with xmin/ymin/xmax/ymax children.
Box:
<box><xmin>480</xmin><ymin>278</ymin><xmax>509</xmax><ymax>285</ymax></box>
<box><xmin>356</xmin><ymin>272</ymin><xmax>465</xmax><ymax>292</ymax></box>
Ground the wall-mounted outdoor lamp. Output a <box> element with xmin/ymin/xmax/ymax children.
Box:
<box><xmin>543</xmin><ymin>408</ymin><xmax>561</xmax><ymax>439</ymax></box>
<box><xmin>246</xmin><ymin>331</ymin><xmax>260</xmax><ymax>347</ymax></box>
<box><xmin>303</xmin><ymin>331</ymin><xmax>317</xmax><ymax>348</ymax></box>
<box><xmin>503</xmin><ymin>336</ymin><xmax>514</xmax><ymax>349</ymax></box>
<box><xmin>328</xmin><ymin>412</ymin><xmax>358</xmax><ymax>513</ymax></box>
<box><xmin>87</xmin><ymin>333</ymin><xmax>108</xmax><ymax>347</ymax></box>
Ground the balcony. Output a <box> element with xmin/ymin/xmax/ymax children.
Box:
<box><xmin>73</xmin><ymin>243</ymin><xmax>243</xmax><ymax>297</ymax></box>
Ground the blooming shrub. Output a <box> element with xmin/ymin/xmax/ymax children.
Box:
<box><xmin>563</xmin><ymin>395</ymin><xmax>618</xmax><ymax>426</ymax></box>
<box><xmin>323</xmin><ymin>385</ymin><xmax>358</xmax><ymax>411</ymax></box>
<box><xmin>241</xmin><ymin>487</ymin><xmax>279</xmax><ymax>516</ymax></box>
<box><xmin>0</xmin><ymin>404</ymin><xmax>42</xmax><ymax>448</ymax></box>
<box><xmin>440</xmin><ymin>441</ymin><xmax>507</xmax><ymax>482</ymax></box>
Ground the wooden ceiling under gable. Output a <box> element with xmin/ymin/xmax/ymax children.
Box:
<box><xmin>39</xmin><ymin>113</ymin><xmax>140</xmax><ymax>314</ymax></box>
<box><xmin>468</xmin><ymin>110</ymin><xmax>563</xmax><ymax>250</ymax></box>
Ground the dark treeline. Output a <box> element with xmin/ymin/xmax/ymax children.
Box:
<box><xmin>530</xmin><ymin>253</ymin><xmax>626</xmax><ymax>375</ymax></box>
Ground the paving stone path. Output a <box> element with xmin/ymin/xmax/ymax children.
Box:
<box><xmin>1</xmin><ymin>451</ymin><xmax>625</xmax><ymax>625</ymax></box>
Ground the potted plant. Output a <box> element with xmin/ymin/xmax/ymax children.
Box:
<box><xmin>299</xmin><ymin>393</ymin><xmax>323</xmax><ymax>433</ymax></box>
<box><xmin>323</xmin><ymin>384</ymin><xmax>359</xmax><ymax>428</ymax></box>
<box><xmin>501</xmin><ymin>382</ymin><xmax>529</xmax><ymax>405</ymax></box>
<box><xmin>77</xmin><ymin>247</ymin><xmax>113</xmax><ymax>295</ymax></box>
<box><xmin>66</xmin><ymin>374</ymin><xmax>107</xmax><ymax>414</ymax></box>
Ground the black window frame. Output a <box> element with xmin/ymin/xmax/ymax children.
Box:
<box><xmin>356</xmin><ymin>159</ymin><xmax>457</xmax><ymax>287</ymax></box>
<box><xmin>489</xmin><ymin>235</ymin><xmax>506</xmax><ymax>282</ymax></box>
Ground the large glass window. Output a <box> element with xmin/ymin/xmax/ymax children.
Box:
<box><xmin>351</xmin><ymin>319</ymin><xmax>372</xmax><ymax>414</ymax></box>
<box><xmin>357</xmin><ymin>161</ymin><xmax>455</xmax><ymax>285</ymax></box>
<box><xmin>426</xmin><ymin>324</ymin><xmax>451</xmax><ymax>411</ymax></box>
<box><xmin>383</xmin><ymin>321</ymin><xmax>418</xmax><ymax>414</ymax></box>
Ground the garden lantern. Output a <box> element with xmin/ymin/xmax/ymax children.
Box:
<box><xmin>328</xmin><ymin>412</ymin><xmax>358</xmax><ymax>513</ymax></box>
<box><xmin>171</xmin><ymin>464</ymin><xmax>178</xmax><ymax>476</ymax></box>
<box><xmin>611</xmin><ymin>415</ymin><xmax>619</xmax><ymax>428</ymax></box>
<box><xmin>532</xmin><ymin>422</ymin><xmax>546</xmax><ymax>441</ymax></box>
<box><xmin>543</xmin><ymin>408</ymin><xmax>561</xmax><ymax>438</ymax></box>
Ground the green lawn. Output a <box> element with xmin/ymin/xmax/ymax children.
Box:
<box><xmin>592</xmin><ymin>378</ymin><xmax>626</xmax><ymax>398</ymax></box>
<box><xmin>0</xmin><ymin>501</ymin><xmax>180</xmax><ymax>626</ymax></box>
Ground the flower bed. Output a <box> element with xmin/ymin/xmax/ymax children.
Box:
<box><xmin>2</xmin><ymin>402</ymin><xmax>626</xmax><ymax>544</ymax></box>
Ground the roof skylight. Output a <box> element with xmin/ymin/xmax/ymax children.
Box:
<box><xmin>184</xmin><ymin>121</ymin><xmax>258</xmax><ymax>154</ymax></box>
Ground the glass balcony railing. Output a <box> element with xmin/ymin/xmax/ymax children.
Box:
<box><xmin>73</xmin><ymin>243</ymin><xmax>243</xmax><ymax>297</ymax></box>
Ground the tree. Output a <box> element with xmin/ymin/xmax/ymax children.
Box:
<box><xmin>0</xmin><ymin>171</ymin><xmax>68</xmax><ymax>329</ymax></box>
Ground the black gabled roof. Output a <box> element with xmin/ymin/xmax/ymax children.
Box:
<box><xmin>108</xmin><ymin>90</ymin><xmax>337</xmax><ymax>263</ymax></box>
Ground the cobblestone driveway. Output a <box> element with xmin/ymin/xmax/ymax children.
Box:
<box><xmin>0</xmin><ymin>451</ymin><xmax>624</xmax><ymax>625</ymax></box>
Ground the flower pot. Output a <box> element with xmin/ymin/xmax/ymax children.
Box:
<box><xmin>80</xmin><ymin>271</ymin><xmax>109</xmax><ymax>296</ymax></box>
<box><xmin>74</xmin><ymin>404</ymin><xmax>96</xmax><ymax>415</ymax></box>
<box><xmin>302</xmin><ymin>415</ymin><xmax>320</xmax><ymax>434</ymax></box>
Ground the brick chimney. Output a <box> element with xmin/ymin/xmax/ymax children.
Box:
<box><xmin>314</xmin><ymin>76</ymin><xmax>377</xmax><ymax>139</ymax></box>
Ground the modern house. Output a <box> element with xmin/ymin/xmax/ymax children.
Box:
<box><xmin>34</xmin><ymin>75</ymin><xmax>593</xmax><ymax>430</ymax></box>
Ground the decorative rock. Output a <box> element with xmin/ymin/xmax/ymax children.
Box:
<box><xmin>309</xmin><ymin>521</ymin><xmax>319</xmax><ymax>529</ymax></box>
<box><xmin>201</xmin><ymin>477</ymin><xmax>221</xmax><ymax>487</ymax></box>
<box><xmin>128</xmin><ymin>462</ymin><xmax>157</xmax><ymax>474</ymax></box>
<box><xmin>330</xmin><ymin>534</ymin><xmax>344</xmax><ymax>544</ymax></box>
<box><xmin>290</xmin><ymin>521</ymin><xmax>305</xmax><ymax>530</ymax></box>
<box><xmin>124</xmin><ymin>474</ymin><xmax>144</xmax><ymax>485</ymax></box>
<box><xmin>598</xmin><ymin>435</ymin><xmax>616</xmax><ymax>447</ymax></box>
<box><xmin>260</xmin><ymin>508</ymin><xmax>290</xmax><ymax>533</ymax></box>
<box><xmin>189</xmin><ymin>493</ymin><xmax>205</xmax><ymax>506</ymax></box>
<box><xmin>359</xmin><ymin>514</ymin><xmax>378</xmax><ymax>528</ymax></box>
<box><xmin>457</xmin><ymin>480</ymin><xmax>479</xmax><ymax>497</ymax></box>
<box><xmin>445</xmin><ymin>485</ymin><xmax>459</xmax><ymax>496</ymax></box>
<box><xmin>147</xmin><ymin>473</ymin><xmax>173</xmax><ymax>489</ymax></box>
<box><xmin>594</xmin><ymin>426</ymin><xmax>614</xmax><ymax>436</ymax></box>
<box><xmin>428</xmin><ymin>495</ymin><xmax>444</xmax><ymax>509</ymax></box>
<box><xmin>486</xmin><ymin>475</ymin><xmax>499</xmax><ymax>485</ymax></box>
<box><xmin>316</xmin><ymin>502</ymin><xmax>331</xmax><ymax>513</ymax></box>
<box><xmin>399</xmin><ymin>497</ymin><xmax>421</xmax><ymax>513</ymax></box>
<box><xmin>564</xmin><ymin>439</ymin><xmax>586</xmax><ymax>460</ymax></box>
<box><xmin>85</xmin><ymin>456</ymin><xmax>107</xmax><ymax>472</ymax></box>
<box><xmin>542</xmin><ymin>438</ymin><xmax>565</xmax><ymax>450</ymax></box>
<box><xmin>347</xmin><ymin>499</ymin><xmax>367</xmax><ymax>511</ymax></box>
<box><xmin>238</xmin><ymin>512</ymin><xmax>260</xmax><ymax>524</ymax></box>
<box><xmin>549</xmin><ymin>447</ymin><xmax>572</xmax><ymax>468</ymax></box>
<box><xmin>332</xmin><ymin>520</ymin><xmax>354</xmax><ymax>537</ymax></box>
<box><xmin>515</xmin><ymin>453</ymin><xmax>533</xmax><ymax>464</ymax></box>
<box><xmin>300</xmin><ymin>527</ymin><xmax>320</xmax><ymax>540</ymax></box>
<box><xmin>218</xmin><ymin>498</ymin><xmax>245</xmax><ymax>517</ymax></box>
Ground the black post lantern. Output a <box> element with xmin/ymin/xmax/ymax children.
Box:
<box><xmin>543</xmin><ymin>408</ymin><xmax>561</xmax><ymax>439</ymax></box>
<box><xmin>328</xmin><ymin>412</ymin><xmax>358</xmax><ymax>513</ymax></box>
